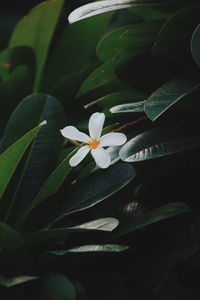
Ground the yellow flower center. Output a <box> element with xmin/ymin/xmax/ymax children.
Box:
<box><xmin>88</xmin><ymin>138</ymin><xmax>100</xmax><ymax>149</ymax></box>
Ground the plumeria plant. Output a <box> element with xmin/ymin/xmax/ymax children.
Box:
<box><xmin>0</xmin><ymin>0</ymin><xmax>200</xmax><ymax>299</ymax></box>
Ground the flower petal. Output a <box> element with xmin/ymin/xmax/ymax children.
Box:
<box><xmin>91</xmin><ymin>148</ymin><xmax>111</xmax><ymax>169</ymax></box>
<box><xmin>100</xmin><ymin>133</ymin><xmax>127</xmax><ymax>147</ymax></box>
<box><xmin>61</xmin><ymin>126</ymin><xmax>90</xmax><ymax>143</ymax></box>
<box><xmin>69</xmin><ymin>146</ymin><xmax>90</xmax><ymax>167</ymax></box>
<box><xmin>89</xmin><ymin>112</ymin><xmax>105</xmax><ymax>139</ymax></box>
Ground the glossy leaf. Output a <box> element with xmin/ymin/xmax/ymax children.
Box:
<box><xmin>68</xmin><ymin>0</ymin><xmax>167</xmax><ymax>23</ymax></box>
<box><xmin>84</xmin><ymin>89</ymin><xmax>147</xmax><ymax>109</ymax></box>
<box><xmin>50</xmin><ymin>163</ymin><xmax>136</xmax><ymax>225</ymax></box>
<box><xmin>21</xmin><ymin>148</ymin><xmax>77</xmax><ymax>224</ymax></box>
<box><xmin>110</xmin><ymin>101</ymin><xmax>145</xmax><ymax>113</ymax></box>
<box><xmin>191</xmin><ymin>24</ymin><xmax>200</xmax><ymax>68</ymax></box>
<box><xmin>97</xmin><ymin>20</ymin><xmax>163</xmax><ymax>62</ymax></box>
<box><xmin>144</xmin><ymin>74</ymin><xmax>200</xmax><ymax>121</ymax></box>
<box><xmin>110</xmin><ymin>202</ymin><xmax>191</xmax><ymax>239</ymax></box>
<box><xmin>0</xmin><ymin>275</ymin><xmax>37</xmax><ymax>288</ymax></box>
<box><xmin>25</xmin><ymin>218</ymin><xmax>119</xmax><ymax>245</ymax></box>
<box><xmin>32</xmin><ymin>273</ymin><xmax>76</xmax><ymax>300</ymax></box>
<box><xmin>0</xmin><ymin>94</ymin><xmax>65</xmax><ymax>152</ymax></box>
<box><xmin>42</xmin><ymin>13</ymin><xmax>112</xmax><ymax>92</ymax></box>
<box><xmin>152</xmin><ymin>3</ymin><xmax>200</xmax><ymax>56</ymax></box>
<box><xmin>9</xmin><ymin>0</ymin><xmax>65</xmax><ymax>91</ymax></box>
<box><xmin>119</xmin><ymin>126</ymin><xmax>200</xmax><ymax>162</ymax></box>
<box><xmin>47</xmin><ymin>244</ymin><xmax>129</xmax><ymax>255</ymax></box>
<box><xmin>0</xmin><ymin>122</ymin><xmax>46</xmax><ymax>199</ymax></box>
<box><xmin>4</xmin><ymin>95</ymin><xmax>65</xmax><ymax>227</ymax></box>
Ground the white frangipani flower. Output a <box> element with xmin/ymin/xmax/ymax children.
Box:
<box><xmin>60</xmin><ymin>112</ymin><xmax>127</xmax><ymax>169</ymax></box>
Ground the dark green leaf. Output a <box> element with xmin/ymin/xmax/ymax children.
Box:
<box><xmin>68</xmin><ymin>0</ymin><xmax>167</xmax><ymax>23</ymax></box>
<box><xmin>144</xmin><ymin>74</ymin><xmax>200</xmax><ymax>121</ymax></box>
<box><xmin>25</xmin><ymin>218</ymin><xmax>119</xmax><ymax>245</ymax></box>
<box><xmin>191</xmin><ymin>24</ymin><xmax>200</xmax><ymax>68</ymax></box>
<box><xmin>4</xmin><ymin>94</ymin><xmax>66</xmax><ymax>227</ymax></box>
<box><xmin>48</xmin><ymin>66</ymin><xmax>95</xmax><ymax>107</ymax></box>
<box><xmin>0</xmin><ymin>46</ymin><xmax>34</xmax><ymax>80</ymax></box>
<box><xmin>130</xmin><ymin>4</ymin><xmax>171</xmax><ymax>21</ymax></box>
<box><xmin>85</xmin><ymin>89</ymin><xmax>146</xmax><ymax>110</ymax></box>
<box><xmin>42</xmin><ymin>13</ymin><xmax>112</xmax><ymax>92</ymax></box>
<box><xmin>51</xmin><ymin>163</ymin><xmax>136</xmax><ymax>225</ymax></box>
<box><xmin>9</xmin><ymin>0</ymin><xmax>65</xmax><ymax>91</ymax></box>
<box><xmin>110</xmin><ymin>202</ymin><xmax>191</xmax><ymax>239</ymax></box>
<box><xmin>152</xmin><ymin>3</ymin><xmax>200</xmax><ymax>56</ymax></box>
<box><xmin>0</xmin><ymin>221</ymin><xmax>25</xmax><ymax>253</ymax></box>
<box><xmin>120</xmin><ymin>126</ymin><xmax>200</xmax><ymax>162</ymax></box>
<box><xmin>73</xmin><ymin>282</ymin><xmax>88</xmax><ymax>300</ymax></box>
<box><xmin>77</xmin><ymin>61</ymin><xmax>124</xmax><ymax>97</ymax></box>
<box><xmin>0</xmin><ymin>65</ymin><xmax>32</xmax><ymax>135</ymax></box>
<box><xmin>47</xmin><ymin>244</ymin><xmax>129</xmax><ymax>255</ymax></box>
<box><xmin>31</xmin><ymin>273</ymin><xmax>76</xmax><ymax>300</ymax></box>
<box><xmin>0</xmin><ymin>94</ymin><xmax>65</xmax><ymax>152</ymax></box>
<box><xmin>21</xmin><ymin>148</ymin><xmax>76</xmax><ymax>224</ymax></box>
<box><xmin>0</xmin><ymin>122</ymin><xmax>46</xmax><ymax>199</ymax></box>
<box><xmin>97</xmin><ymin>20</ymin><xmax>164</xmax><ymax>62</ymax></box>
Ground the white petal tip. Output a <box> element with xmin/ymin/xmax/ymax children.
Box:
<box><xmin>40</xmin><ymin>120</ymin><xmax>47</xmax><ymax>125</ymax></box>
<box><xmin>69</xmin><ymin>161</ymin><xmax>76</xmax><ymax>167</ymax></box>
<box><xmin>98</xmin><ymin>164</ymin><xmax>110</xmax><ymax>169</ymax></box>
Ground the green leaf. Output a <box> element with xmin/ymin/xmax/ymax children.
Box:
<box><xmin>21</xmin><ymin>148</ymin><xmax>77</xmax><ymax>224</ymax></box>
<box><xmin>84</xmin><ymin>90</ymin><xmax>144</xmax><ymax>109</ymax></box>
<box><xmin>144</xmin><ymin>74</ymin><xmax>200</xmax><ymax>121</ymax></box>
<box><xmin>97</xmin><ymin>20</ymin><xmax>164</xmax><ymax>62</ymax></box>
<box><xmin>0</xmin><ymin>122</ymin><xmax>46</xmax><ymax>199</ymax></box>
<box><xmin>78</xmin><ymin>61</ymin><xmax>119</xmax><ymax>96</ymax></box>
<box><xmin>48</xmin><ymin>66</ymin><xmax>96</xmax><ymax>107</ymax></box>
<box><xmin>0</xmin><ymin>65</ymin><xmax>32</xmax><ymax>135</ymax></box>
<box><xmin>9</xmin><ymin>0</ymin><xmax>65</xmax><ymax>91</ymax></box>
<box><xmin>0</xmin><ymin>94</ymin><xmax>65</xmax><ymax>152</ymax></box>
<box><xmin>0</xmin><ymin>275</ymin><xmax>38</xmax><ymax>288</ymax></box>
<box><xmin>110</xmin><ymin>101</ymin><xmax>145</xmax><ymax>113</ymax></box>
<box><xmin>51</xmin><ymin>163</ymin><xmax>136</xmax><ymax>225</ymax></box>
<box><xmin>191</xmin><ymin>24</ymin><xmax>200</xmax><ymax>68</ymax></box>
<box><xmin>84</xmin><ymin>89</ymin><xmax>147</xmax><ymax>110</ymax></box>
<box><xmin>119</xmin><ymin>126</ymin><xmax>200</xmax><ymax>162</ymax></box>
<box><xmin>31</xmin><ymin>273</ymin><xmax>76</xmax><ymax>300</ymax></box>
<box><xmin>77</xmin><ymin>49</ymin><xmax>139</xmax><ymax>98</ymax></box>
<box><xmin>152</xmin><ymin>3</ymin><xmax>200</xmax><ymax>56</ymax></box>
<box><xmin>73</xmin><ymin>282</ymin><xmax>88</xmax><ymax>300</ymax></box>
<box><xmin>4</xmin><ymin>94</ymin><xmax>66</xmax><ymax>227</ymax></box>
<box><xmin>47</xmin><ymin>244</ymin><xmax>129</xmax><ymax>255</ymax></box>
<box><xmin>0</xmin><ymin>221</ymin><xmax>25</xmax><ymax>253</ymax></box>
<box><xmin>68</xmin><ymin>0</ymin><xmax>167</xmax><ymax>23</ymax></box>
<box><xmin>130</xmin><ymin>4</ymin><xmax>171</xmax><ymax>21</ymax></box>
<box><xmin>110</xmin><ymin>202</ymin><xmax>191</xmax><ymax>239</ymax></box>
<box><xmin>25</xmin><ymin>218</ymin><xmax>119</xmax><ymax>245</ymax></box>
<box><xmin>42</xmin><ymin>13</ymin><xmax>112</xmax><ymax>92</ymax></box>
<box><xmin>0</xmin><ymin>46</ymin><xmax>34</xmax><ymax>80</ymax></box>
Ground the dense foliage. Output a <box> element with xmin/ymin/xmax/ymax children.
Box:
<box><xmin>0</xmin><ymin>0</ymin><xmax>200</xmax><ymax>298</ymax></box>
